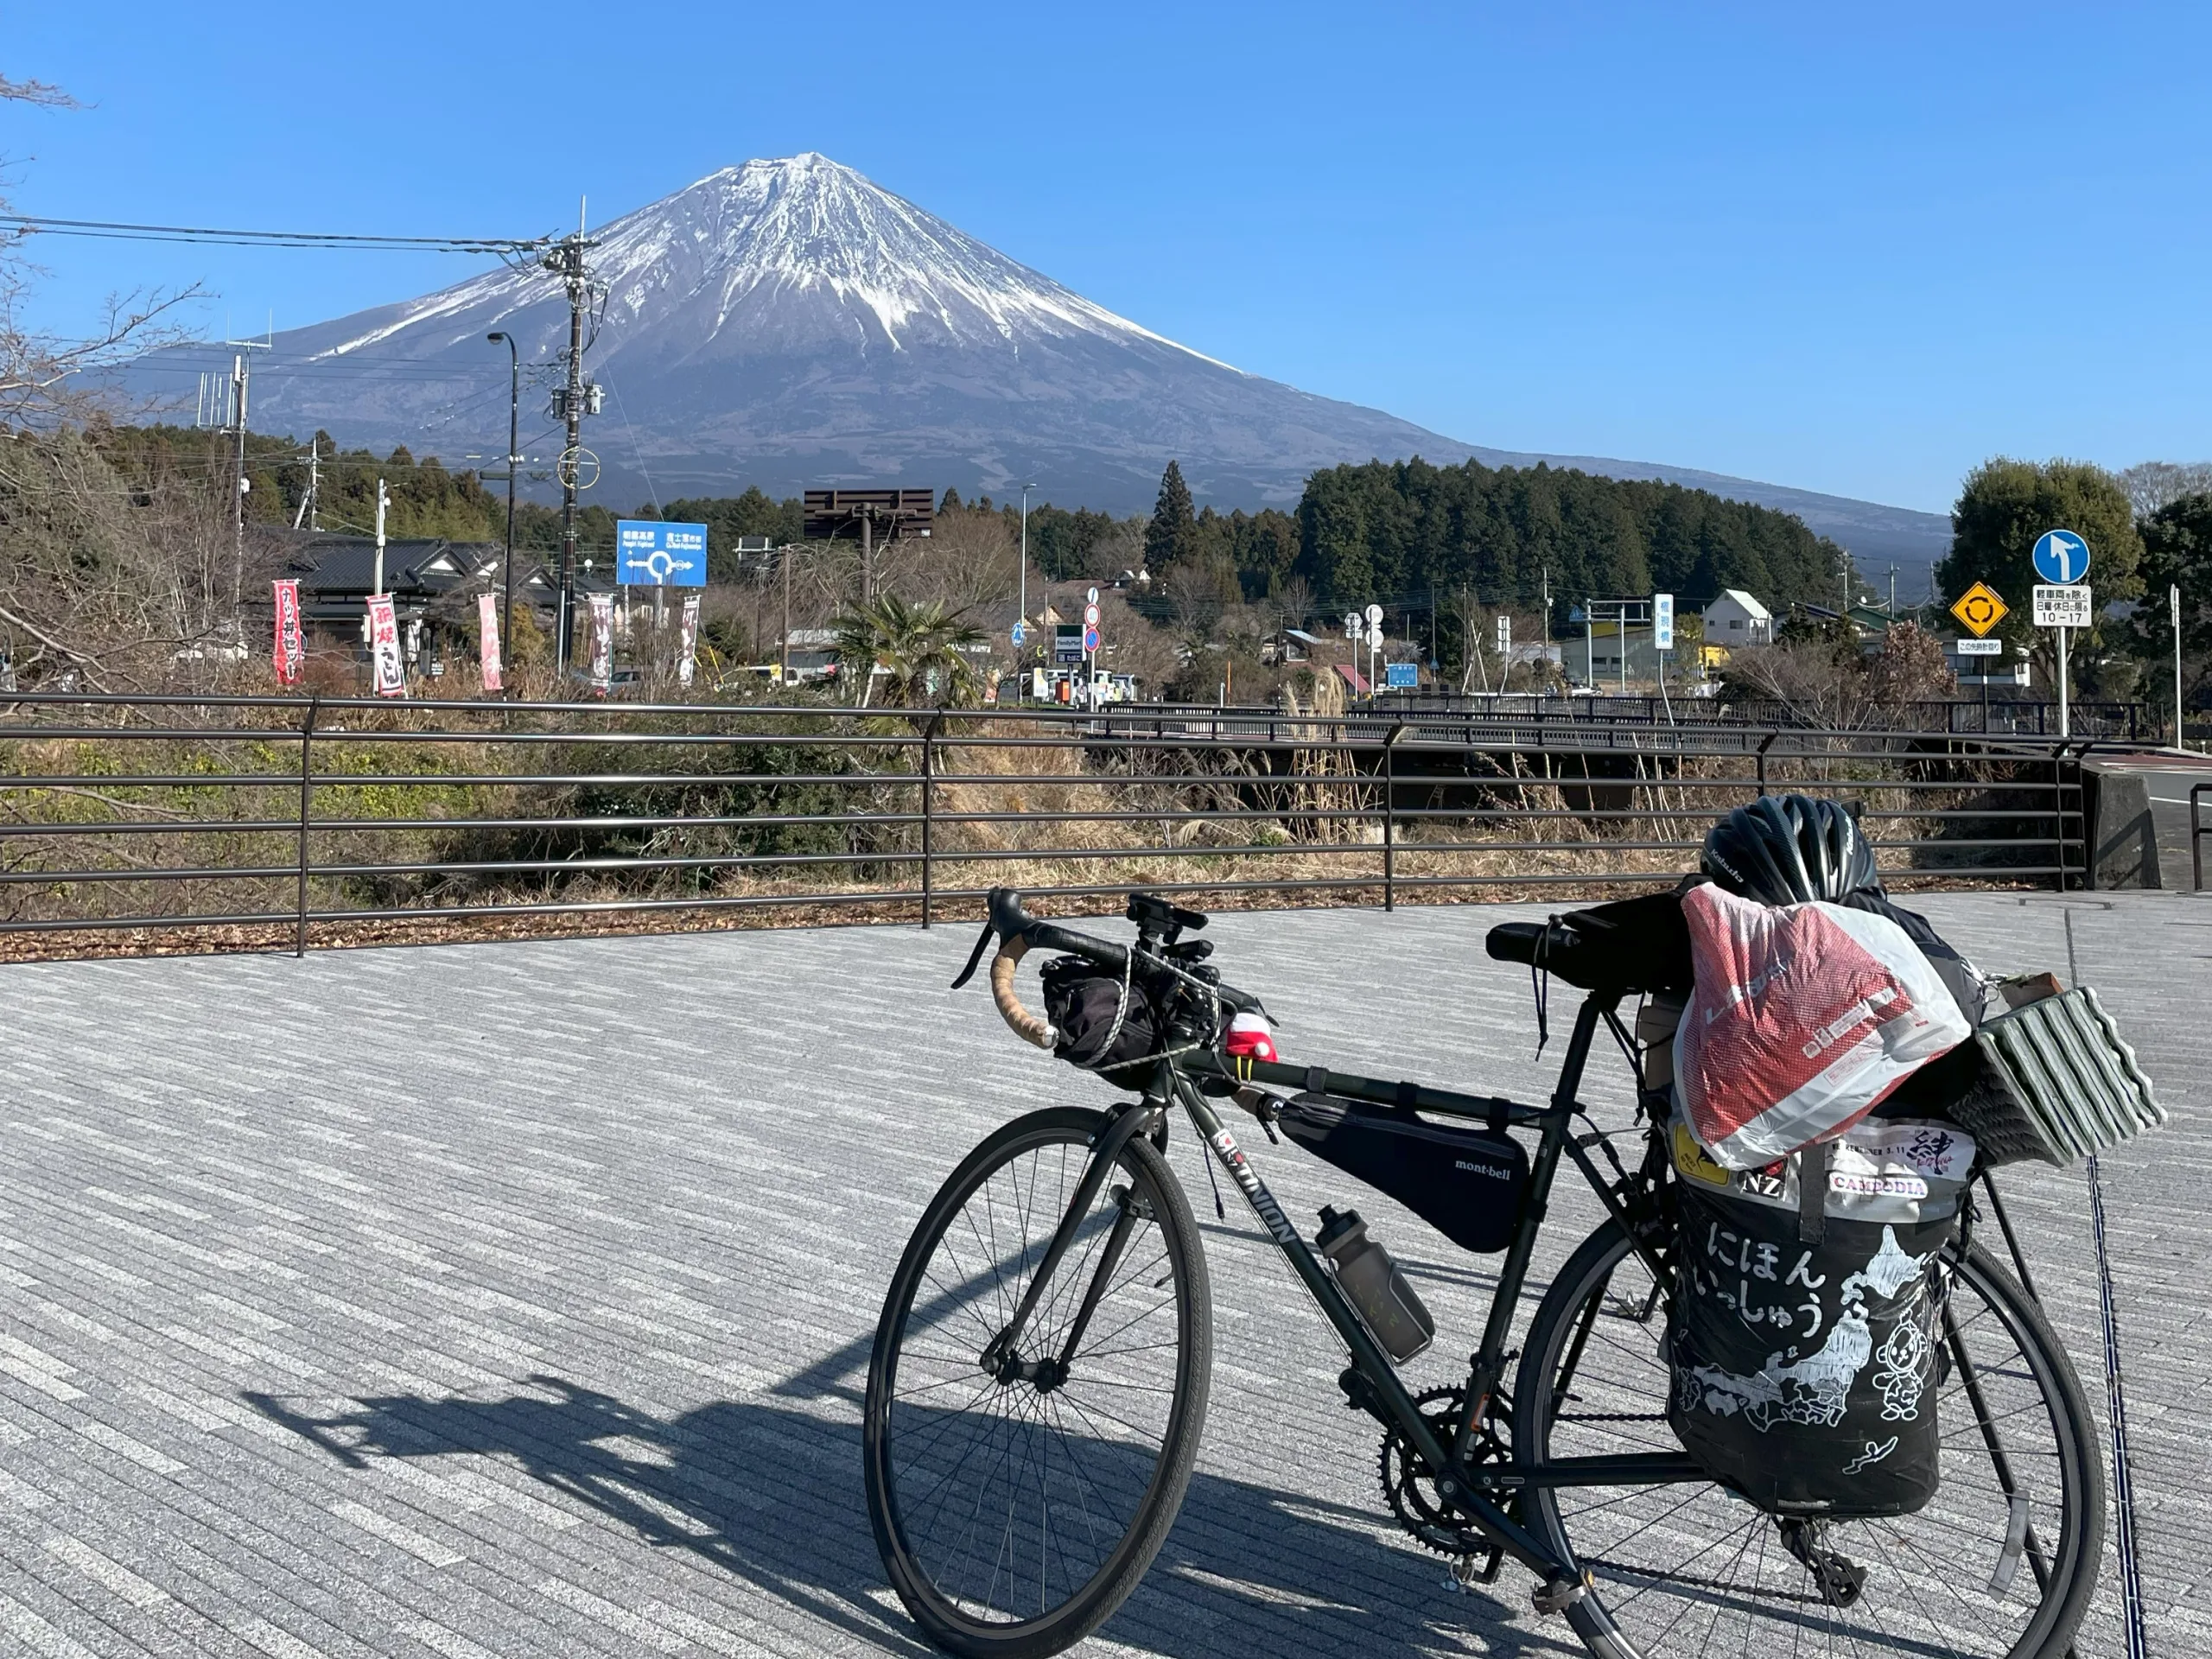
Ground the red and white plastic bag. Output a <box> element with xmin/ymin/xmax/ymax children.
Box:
<box><xmin>1675</xmin><ymin>883</ymin><xmax>1970</xmax><ymax>1168</ymax></box>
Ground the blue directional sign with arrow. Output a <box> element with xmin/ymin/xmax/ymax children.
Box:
<box><xmin>615</xmin><ymin>520</ymin><xmax>709</xmax><ymax>588</ymax></box>
<box><xmin>2031</xmin><ymin>529</ymin><xmax>2090</xmax><ymax>585</ymax></box>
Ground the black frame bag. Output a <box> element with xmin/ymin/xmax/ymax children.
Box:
<box><xmin>1277</xmin><ymin>1094</ymin><xmax>1529</xmax><ymax>1254</ymax></box>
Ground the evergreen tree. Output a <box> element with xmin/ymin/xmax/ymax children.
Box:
<box><xmin>1145</xmin><ymin>460</ymin><xmax>1197</xmax><ymax>572</ymax></box>
<box><xmin>940</xmin><ymin>486</ymin><xmax>963</xmax><ymax>512</ymax></box>
<box><xmin>1937</xmin><ymin>459</ymin><xmax>2141</xmax><ymax>656</ymax></box>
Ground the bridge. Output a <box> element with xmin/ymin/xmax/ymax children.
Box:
<box><xmin>0</xmin><ymin>893</ymin><xmax>2202</xmax><ymax>1656</ymax></box>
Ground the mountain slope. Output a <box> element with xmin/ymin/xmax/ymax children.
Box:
<box><xmin>137</xmin><ymin>154</ymin><xmax>1949</xmax><ymax>582</ymax></box>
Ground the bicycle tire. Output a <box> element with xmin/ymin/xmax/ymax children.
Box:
<box><xmin>864</xmin><ymin>1106</ymin><xmax>1212</xmax><ymax>1658</ymax></box>
<box><xmin>1514</xmin><ymin>1217</ymin><xmax>2104</xmax><ymax>1659</ymax></box>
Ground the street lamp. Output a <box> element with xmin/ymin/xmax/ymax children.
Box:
<box><xmin>1019</xmin><ymin>481</ymin><xmax>1036</xmax><ymax>670</ymax></box>
<box><xmin>486</xmin><ymin>332</ymin><xmax>519</xmax><ymax>688</ymax></box>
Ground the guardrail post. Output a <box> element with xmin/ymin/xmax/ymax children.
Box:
<box><xmin>1756</xmin><ymin>731</ymin><xmax>1777</xmax><ymax>797</ymax></box>
<box><xmin>920</xmin><ymin>711</ymin><xmax>943</xmax><ymax>929</ymax></box>
<box><xmin>296</xmin><ymin>695</ymin><xmax>319</xmax><ymax>957</ymax></box>
<box><xmin>1382</xmin><ymin>723</ymin><xmax>1407</xmax><ymax>912</ymax></box>
<box><xmin>2192</xmin><ymin>781</ymin><xmax>2209</xmax><ymax>892</ymax></box>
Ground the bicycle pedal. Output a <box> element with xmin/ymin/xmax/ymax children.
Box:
<box><xmin>1530</xmin><ymin>1573</ymin><xmax>1590</xmax><ymax>1616</ymax></box>
<box><xmin>1446</xmin><ymin>1548</ymin><xmax>1502</xmax><ymax>1591</ymax></box>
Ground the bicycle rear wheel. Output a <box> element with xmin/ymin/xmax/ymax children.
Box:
<box><xmin>864</xmin><ymin>1105</ymin><xmax>1211</xmax><ymax>1658</ymax></box>
<box><xmin>1514</xmin><ymin>1217</ymin><xmax>2103</xmax><ymax>1659</ymax></box>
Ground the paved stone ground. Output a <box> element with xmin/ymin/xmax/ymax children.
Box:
<box><xmin>0</xmin><ymin>893</ymin><xmax>2204</xmax><ymax>1658</ymax></box>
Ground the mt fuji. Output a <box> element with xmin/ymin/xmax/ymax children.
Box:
<box><xmin>152</xmin><ymin>154</ymin><xmax>1948</xmax><ymax>574</ymax></box>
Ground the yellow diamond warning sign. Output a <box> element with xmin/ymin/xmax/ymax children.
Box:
<box><xmin>1950</xmin><ymin>582</ymin><xmax>2008</xmax><ymax>638</ymax></box>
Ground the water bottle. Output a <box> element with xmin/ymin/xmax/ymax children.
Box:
<box><xmin>1315</xmin><ymin>1205</ymin><xmax>1434</xmax><ymax>1362</ymax></box>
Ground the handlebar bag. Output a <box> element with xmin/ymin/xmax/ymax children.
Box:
<box><xmin>1277</xmin><ymin>1094</ymin><xmax>1529</xmax><ymax>1254</ymax></box>
<box><xmin>1666</xmin><ymin>1116</ymin><xmax>1974</xmax><ymax>1516</ymax></box>
<box><xmin>1676</xmin><ymin>884</ymin><xmax>1972</xmax><ymax>1170</ymax></box>
<box><xmin>1039</xmin><ymin>957</ymin><xmax>1161</xmax><ymax>1087</ymax></box>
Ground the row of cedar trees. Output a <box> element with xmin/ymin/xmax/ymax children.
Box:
<box><xmin>105</xmin><ymin>423</ymin><xmax>1851</xmax><ymax>630</ymax></box>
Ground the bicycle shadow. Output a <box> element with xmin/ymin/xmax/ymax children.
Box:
<box><xmin>248</xmin><ymin>1376</ymin><xmax>1578</xmax><ymax>1658</ymax></box>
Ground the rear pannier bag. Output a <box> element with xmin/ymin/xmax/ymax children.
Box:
<box><xmin>1666</xmin><ymin>1116</ymin><xmax>1975</xmax><ymax>1516</ymax></box>
<box><xmin>1277</xmin><ymin>1094</ymin><xmax>1529</xmax><ymax>1254</ymax></box>
<box><xmin>1039</xmin><ymin>957</ymin><xmax>1160</xmax><ymax>1087</ymax></box>
<box><xmin>1676</xmin><ymin>883</ymin><xmax>1972</xmax><ymax>1168</ymax></box>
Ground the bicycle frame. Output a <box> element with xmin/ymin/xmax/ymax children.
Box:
<box><xmin>994</xmin><ymin>984</ymin><xmax>1707</xmax><ymax>1591</ymax></box>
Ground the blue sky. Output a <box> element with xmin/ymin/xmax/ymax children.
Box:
<box><xmin>7</xmin><ymin>2</ymin><xmax>2208</xmax><ymax>512</ymax></box>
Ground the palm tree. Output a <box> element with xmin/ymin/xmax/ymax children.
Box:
<box><xmin>831</xmin><ymin>594</ymin><xmax>988</xmax><ymax>709</ymax></box>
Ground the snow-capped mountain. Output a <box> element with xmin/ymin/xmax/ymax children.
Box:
<box><xmin>140</xmin><ymin>154</ymin><xmax>1948</xmax><ymax>573</ymax></box>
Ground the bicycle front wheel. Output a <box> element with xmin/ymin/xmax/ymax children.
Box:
<box><xmin>864</xmin><ymin>1105</ymin><xmax>1211</xmax><ymax>1658</ymax></box>
<box><xmin>1514</xmin><ymin>1217</ymin><xmax>2103</xmax><ymax>1659</ymax></box>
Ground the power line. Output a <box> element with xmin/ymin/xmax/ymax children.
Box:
<box><xmin>0</xmin><ymin>212</ymin><xmax>558</xmax><ymax>257</ymax></box>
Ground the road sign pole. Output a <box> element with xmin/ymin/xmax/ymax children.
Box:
<box><xmin>2058</xmin><ymin>625</ymin><xmax>2069</xmax><ymax>740</ymax></box>
<box><xmin>2176</xmin><ymin>583</ymin><xmax>2187</xmax><ymax>752</ymax></box>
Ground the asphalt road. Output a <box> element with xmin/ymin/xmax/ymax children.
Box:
<box><xmin>0</xmin><ymin>894</ymin><xmax>2204</xmax><ymax>1657</ymax></box>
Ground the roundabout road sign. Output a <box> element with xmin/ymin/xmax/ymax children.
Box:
<box><xmin>1949</xmin><ymin>582</ymin><xmax>2008</xmax><ymax>638</ymax></box>
<box><xmin>2031</xmin><ymin>529</ymin><xmax>2089</xmax><ymax>585</ymax></box>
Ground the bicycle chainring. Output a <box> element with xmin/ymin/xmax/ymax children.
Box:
<box><xmin>1379</xmin><ymin>1386</ymin><xmax>1508</xmax><ymax>1557</ymax></box>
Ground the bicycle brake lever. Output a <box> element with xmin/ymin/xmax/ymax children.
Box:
<box><xmin>950</xmin><ymin>918</ymin><xmax>998</xmax><ymax>990</ymax></box>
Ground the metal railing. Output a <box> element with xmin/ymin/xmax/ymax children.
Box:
<box><xmin>0</xmin><ymin>693</ymin><xmax>2091</xmax><ymax>953</ymax></box>
<box><xmin>1349</xmin><ymin>692</ymin><xmax>2148</xmax><ymax>741</ymax></box>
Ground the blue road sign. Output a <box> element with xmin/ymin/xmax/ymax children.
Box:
<box><xmin>1011</xmin><ymin>621</ymin><xmax>1027</xmax><ymax>648</ymax></box>
<box><xmin>2031</xmin><ymin>529</ymin><xmax>2090</xmax><ymax>585</ymax></box>
<box><xmin>1082</xmin><ymin>626</ymin><xmax>1101</xmax><ymax>653</ymax></box>
<box><xmin>1385</xmin><ymin>662</ymin><xmax>1418</xmax><ymax>688</ymax></box>
<box><xmin>615</xmin><ymin>520</ymin><xmax>709</xmax><ymax>588</ymax></box>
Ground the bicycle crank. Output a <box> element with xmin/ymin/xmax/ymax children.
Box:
<box><xmin>1380</xmin><ymin>1385</ymin><xmax>1504</xmax><ymax>1585</ymax></box>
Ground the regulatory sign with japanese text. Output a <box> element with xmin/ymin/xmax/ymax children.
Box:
<box><xmin>1949</xmin><ymin>582</ymin><xmax>2008</xmax><ymax>638</ymax></box>
<box><xmin>2032</xmin><ymin>584</ymin><xmax>2092</xmax><ymax>628</ymax></box>
<box><xmin>1956</xmin><ymin>637</ymin><xmax>2003</xmax><ymax>657</ymax></box>
<box><xmin>1082</xmin><ymin>602</ymin><xmax>1100</xmax><ymax>628</ymax></box>
<box><xmin>615</xmin><ymin>519</ymin><xmax>709</xmax><ymax>588</ymax></box>
<box><xmin>2031</xmin><ymin>529</ymin><xmax>2090</xmax><ymax>586</ymax></box>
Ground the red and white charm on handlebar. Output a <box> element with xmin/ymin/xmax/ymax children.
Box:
<box><xmin>1224</xmin><ymin>1011</ymin><xmax>1278</xmax><ymax>1071</ymax></box>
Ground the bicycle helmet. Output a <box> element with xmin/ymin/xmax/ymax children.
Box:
<box><xmin>1700</xmin><ymin>794</ymin><xmax>1878</xmax><ymax>905</ymax></box>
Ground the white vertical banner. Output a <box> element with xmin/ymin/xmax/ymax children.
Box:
<box><xmin>366</xmin><ymin>595</ymin><xmax>405</xmax><ymax>697</ymax></box>
<box><xmin>677</xmin><ymin>592</ymin><xmax>701</xmax><ymax>688</ymax></box>
<box><xmin>477</xmin><ymin>594</ymin><xmax>504</xmax><ymax>693</ymax></box>
<box><xmin>587</xmin><ymin>592</ymin><xmax>615</xmax><ymax>695</ymax></box>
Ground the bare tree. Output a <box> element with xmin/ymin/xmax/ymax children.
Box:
<box><xmin>2119</xmin><ymin>461</ymin><xmax>2212</xmax><ymax>520</ymax></box>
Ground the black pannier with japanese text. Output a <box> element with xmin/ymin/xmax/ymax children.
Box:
<box><xmin>1039</xmin><ymin>957</ymin><xmax>1162</xmax><ymax>1087</ymax></box>
<box><xmin>1665</xmin><ymin>1115</ymin><xmax>1975</xmax><ymax>1516</ymax></box>
<box><xmin>1277</xmin><ymin>1094</ymin><xmax>1529</xmax><ymax>1254</ymax></box>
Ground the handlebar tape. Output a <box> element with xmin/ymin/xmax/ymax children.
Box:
<box><xmin>988</xmin><ymin>937</ymin><xmax>1058</xmax><ymax>1050</ymax></box>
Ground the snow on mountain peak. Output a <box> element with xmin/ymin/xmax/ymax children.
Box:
<box><xmin>315</xmin><ymin>154</ymin><xmax>1235</xmax><ymax>372</ymax></box>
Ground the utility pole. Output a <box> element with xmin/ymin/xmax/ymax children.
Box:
<box><xmin>487</xmin><ymin>331</ymin><xmax>520</xmax><ymax>679</ymax></box>
<box><xmin>780</xmin><ymin>543</ymin><xmax>793</xmax><ymax>690</ymax></box>
<box><xmin>860</xmin><ymin>508</ymin><xmax>876</xmax><ymax>607</ymax></box>
<box><xmin>231</xmin><ymin>352</ymin><xmax>248</xmax><ymax>620</ymax></box>
<box><xmin>225</xmin><ymin>331</ymin><xmax>271</xmax><ymax>633</ymax></box>
<box><xmin>372</xmin><ymin>478</ymin><xmax>389</xmax><ymax>596</ymax></box>
<box><xmin>291</xmin><ymin>435</ymin><xmax>320</xmax><ymax>531</ymax></box>
<box><xmin>545</xmin><ymin>201</ymin><xmax>596</xmax><ymax>679</ymax></box>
